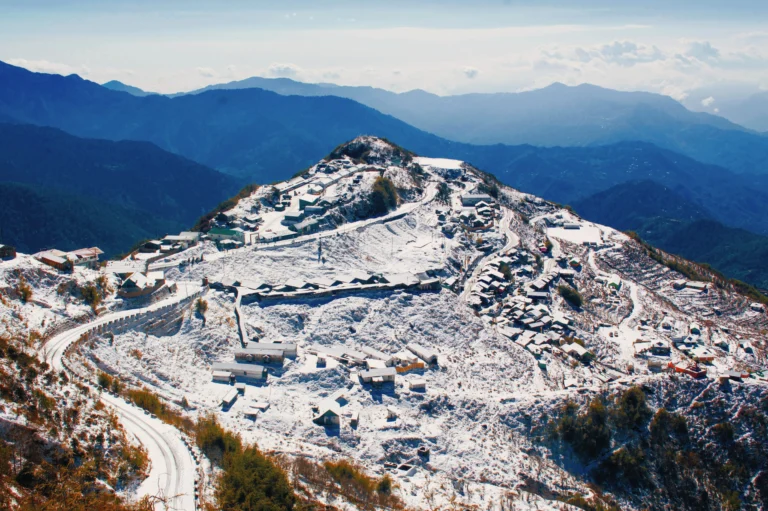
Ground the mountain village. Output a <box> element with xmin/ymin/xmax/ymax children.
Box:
<box><xmin>2</xmin><ymin>137</ymin><xmax>768</xmax><ymax>510</ymax></box>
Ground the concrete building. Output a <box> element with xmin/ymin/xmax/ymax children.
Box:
<box><xmin>208</xmin><ymin>227</ymin><xmax>244</xmax><ymax>242</ymax></box>
<box><xmin>686</xmin><ymin>281</ymin><xmax>709</xmax><ymax>292</ymax></box>
<box><xmin>163</xmin><ymin>231</ymin><xmax>200</xmax><ymax>249</ymax></box>
<box><xmin>359</xmin><ymin>367</ymin><xmax>397</xmax><ymax>384</ymax></box>
<box><xmin>212</xmin><ymin>370</ymin><xmax>232</xmax><ymax>383</ymax></box>
<box><xmin>361</xmin><ymin>346</ymin><xmax>396</xmax><ymax>366</ymax></box>
<box><xmin>221</xmin><ymin>388</ymin><xmax>239</xmax><ymax>408</ymax></box>
<box><xmin>461</xmin><ymin>193</ymin><xmax>494</xmax><ymax>207</ymax></box>
<box><xmin>409</xmin><ymin>378</ymin><xmax>427</xmax><ymax>391</ymax></box>
<box><xmin>245</xmin><ymin>342</ymin><xmax>298</xmax><ymax>357</ymax></box>
<box><xmin>651</xmin><ymin>340</ymin><xmax>671</xmax><ymax>356</ymax></box>
<box><xmin>407</xmin><ymin>343</ymin><xmax>438</xmax><ymax>364</ymax></box>
<box><xmin>211</xmin><ymin>362</ymin><xmax>268</xmax><ymax>380</ymax></box>
<box><xmin>313</xmin><ymin>400</ymin><xmax>341</xmax><ymax>426</ymax></box>
<box><xmin>291</xmin><ymin>218</ymin><xmax>320</xmax><ymax>234</ymax></box>
<box><xmin>36</xmin><ymin>250</ymin><xmax>72</xmax><ymax>271</ymax></box>
<box><xmin>298</xmin><ymin>195</ymin><xmax>319</xmax><ymax>210</ymax></box>
<box><xmin>118</xmin><ymin>271</ymin><xmax>165</xmax><ymax>298</ymax></box>
<box><xmin>235</xmin><ymin>347</ymin><xmax>286</xmax><ymax>364</ymax></box>
<box><xmin>563</xmin><ymin>343</ymin><xmax>588</xmax><ymax>360</ymax></box>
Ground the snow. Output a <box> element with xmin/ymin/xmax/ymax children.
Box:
<box><xmin>414</xmin><ymin>157</ymin><xmax>464</xmax><ymax>170</ymax></box>
<box><xmin>548</xmin><ymin>225</ymin><xmax>603</xmax><ymax>245</ymax></box>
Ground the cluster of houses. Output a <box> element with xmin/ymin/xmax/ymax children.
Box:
<box><xmin>211</xmin><ymin>341</ymin><xmax>298</xmax><ymax>389</ymax></box>
<box><xmin>440</xmin><ymin>193</ymin><xmax>499</xmax><ymax>235</ymax></box>
<box><xmin>595</xmin><ymin>272</ymin><xmax>622</xmax><ymax>291</ymax></box>
<box><xmin>634</xmin><ymin>316</ymin><xmax>754</xmax><ymax>375</ymax></box>
<box><xmin>209</xmin><ymin>329</ymin><xmax>439</xmax><ymax>424</ymax></box>
<box><xmin>102</xmin><ymin>260</ymin><xmax>170</xmax><ymax>299</ymax></box>
<box><xmin>208</xmin><ymin>159</ymin><xmax>381</xmax><ymax>245</ymax></box>
<box><xmin>309</xmin><ymin>343</ymin><xmax>435</xmax><ymax>426</ymax></box>
<box><xmin>468</xmin><ymin>248</ymin><xmax>578</xmax><ymax>310</ymax></box>
<box><xmin>35</xmin><ymin>247</ymin><xmax>103</xmax><ymax>271</ymax></box>
<box><xmin>139</xmin><ymin>232</ymin><xmax>200</xmax><ymax>255</ymax></box>
<box><xmin>495</xmin><ymin>299</ymin><xmax>584</xmax><ymax>363</ymax></box>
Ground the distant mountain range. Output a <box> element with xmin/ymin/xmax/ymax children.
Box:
<box><xmin>682</xmin><ymin>88</ymin><xmax>768</xmax><ymax>133</ymax></box>
<box><xmin>4</xmin><ymin>59</ymin><xmax>768</xmax><ymax>256</ymax></box>
<box><xmin>573</xmin><ymin>181</ymin><xmax>768</xmax><ymax>290</ymax></box>
<box><xmin>174</xmin><ymin>75</ymin><xmax>768</xmax><ymax>176</ymax></box>
<box><xmin>0</xmin><ymin>61</ymin><xmax>449</xmax><ymax>183</ymax></box>
<box><xmin>102</xmin><ymin>79</ymin><xmax>157</xmax><ymax>97</ymax></box>
<box><xmin>0</xmin><ymin>122</ymin><xmax>238</xmax><ymax>256</ymax></box>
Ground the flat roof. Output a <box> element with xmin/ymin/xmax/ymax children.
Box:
<box><xmin>360</xmin><ymin>367</ymin><xmax>397</xmax><ymax>378</ymax></box>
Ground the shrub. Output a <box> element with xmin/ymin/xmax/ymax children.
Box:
<box><xmin>408</xmin><ymin>163</ymin><xmax>426</xmax><ymax>188</ymax></box>
<box><xmin>598</xmin><ymin>445</ymin><xmax>648</xmax><ymax>487</ymax></box>
<box><xmin>477</xmin><ymin>180</ymin><xmax>500</xmax><ymax>199</ymax></box>
<box><xmin>564</xmin><ymin>494</ymin><xmax>621</xmax><ymax>511</ymax></box>
<box><xmin>370</xmin><ymin>176</ymin><xmax>399</xmax><ymax>215</ymax></box>
<box><xmin>196</xmin><ymin>415</ymin><xmax>297</xmax><ymax>510</ymax></box>
<box><xmin>436</xmin><ymin>182</ymin><xmax>451</xmax><ymax>204</ymax></box>
<box><xmin>722</xmin><ymin>491</ymin><xmax>742</xmax><ymax>511</ymax></box>
<box><xmin>499</xmin><ymin>262</ymin><xmax>514</xmax><ymax>281</ymax></box>
<box><xmin>125</xmin><ymin>387</ymin><xmax>193</xmax><ymax>433</ymax></box>
<box><xmin>558</xmin><ymin>284</ymin><xmax>583</xmax><ymax>308</ymax></box>
<box><xmin>80</xmin><ymin>284</ymin><xmax>102</xmax><ymax>309</ymax></box>
<box><xmin>16</xmin><ymin>277</ymin><xmax>32</xmax><ymax>303</ymax></box>
<box><xmin>713</xmin><ymin>422</ymin><xmax>736</xmax><ymax>444</ymax></box>
<box><xmin>196</xmin><ymin>414</ymin><xmax>242</xmax><ymax>466</ymax></box>
<box><xmin>325</xmin><ymin>459</ymin><xmax>375</xmax><ymax>491</ymax></box>
<box><xmin>613</xmin><ymin>386</ymin><xmax>652</xmax><ymax>430</ymax></box>
<box><xmin>216</xmin><ymin>445</ymin><xmax>296</xmax><ymax>511</ymax></box>
<box><xmin>650</xmin><ymin>408</ymin><xmax>688</xmax><ymax>445</ymax></box>
<box><xmin>377</xmin><ymin>474</ymin><xmax>393</xmax><ymax>495</ymax></box>
<box><xmin>97</xmin><ymin>371</ymin><xmax>114</xmax><ymax>390</ymax></box>
<box><xmin>556</xmin><ymin>399</ymin><xmax>611</xmax><ymax>460</ymax></box>
<box><xmin>195</xmin><ymin>298</ymin><xmax>208</xmax><ymax>316</ymax></box>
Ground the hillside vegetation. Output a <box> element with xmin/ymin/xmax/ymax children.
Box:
<box><xmin>548</xmin><ymin>384</ymin><xmax>768</xmax><ymax>511</ymax></box>
<box><xmin>0</xmin><ymin>182</ymin><xmax>180</xmax><ymax>257</ymax></box>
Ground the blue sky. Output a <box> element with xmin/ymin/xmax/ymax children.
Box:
<box><xmin>2</xmin><ymin>1</ymin><xmax>767</xmax><ymax>107</ymax></box>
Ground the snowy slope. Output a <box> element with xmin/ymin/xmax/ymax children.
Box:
<box><xmin>7</xmin><ymin>136</ymin><xmax>768</xmax><ymax>510</ymax></box>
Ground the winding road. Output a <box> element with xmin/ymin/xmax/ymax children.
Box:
<box><xmin>43</xmin><ymin>283</ymin><xmax>201</xmax><ymax>511</ymax></box>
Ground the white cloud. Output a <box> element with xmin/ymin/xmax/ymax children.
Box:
<box><xmin>701</xmin><ymin>96</ymin><xmax>715</xmax><ymax>107</ymax></box>
<box><xmin>195</xmin><ymin>66</ymin><xmax>216</xmax><ymax>78</ymax></box>
<box><xmin>463</xmin><ymin>66</ymin><xmax>479</xmax><ymax>79</ymax></box>
<box><xmin>267</xmin><ymin>63</ymin><xmax>301</xmax><ymax>78</ymax></box>
<box><xmin>659</xmin><ymin>84</ymin><xmax>689</xmax><ymax>102</ymax></box>
<box><xmin>7</xmin><ymin>58</ymin><xmax>90</xmax><ymax>76</ymax></box>
<box><xmin>322</xmin><ymin>70</ymin><xmax>342</xmax><ymax>81</ymax></box>
<box><xmin>685</xmin><ymin>41</ymin><xmax>720</xmax><ymax>62</ymax></box>
<box><xmin>564</xmin><ymin>41</ymin><xmax>665</xmax><ymax>67</ymax></box>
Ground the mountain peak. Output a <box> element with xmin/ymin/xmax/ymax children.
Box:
<box><xmin>102</xmin><ymin>79</ymin><xmax>154</xmax><ymax>96</ymax></box>
<box><xmin>325</xmin><ymin>136</ymin><xmax>417</xmax><ymax>165</ymax></box>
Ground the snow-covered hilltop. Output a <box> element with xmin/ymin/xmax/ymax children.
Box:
<box><xmin>4</xmin><ymin>136</ymin><xmax>768</xmax><ymax>510</ymax></box>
